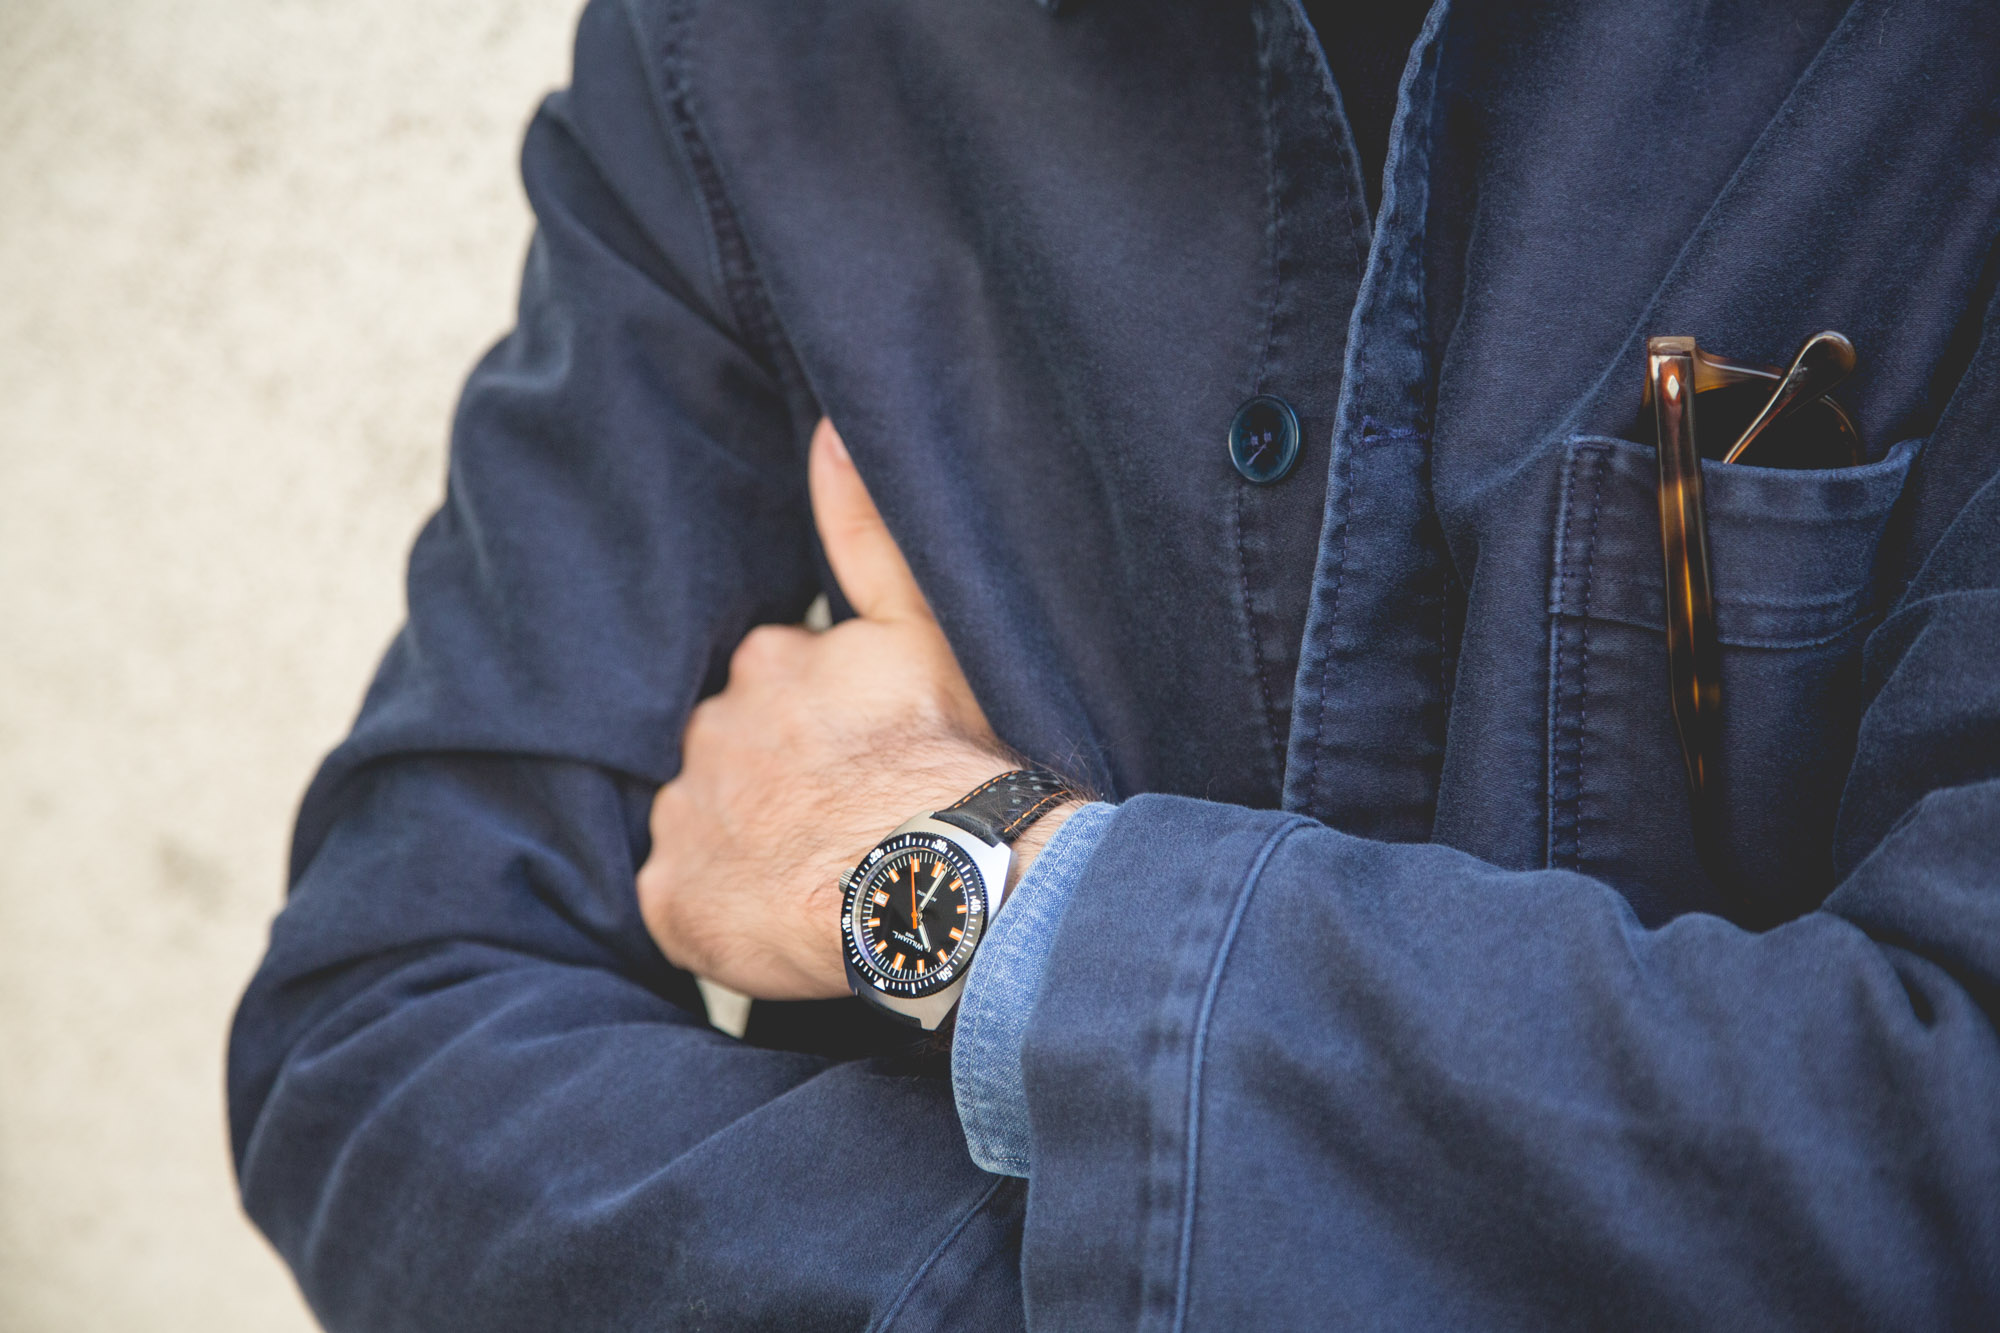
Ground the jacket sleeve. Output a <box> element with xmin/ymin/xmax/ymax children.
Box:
<box><xmin>1009</xmin><ymin>320</ymin><xmax>2000</xmax><ymax>1329</ymax></box>
<box><xmin>225</xmin><ymin>3</ymin><xmax>1022</xmax><ymax>1328</ymax></box>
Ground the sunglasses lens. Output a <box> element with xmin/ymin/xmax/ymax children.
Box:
<box><xmin>1637</xmin><ymin>383</ymin><xmax>1859</xmax><ymax>468</ymax></box>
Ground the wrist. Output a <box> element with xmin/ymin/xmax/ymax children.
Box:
<box><xmin>1002</xmin><ymin>796</ymin><xmax>1084</xmax><ymax>900</ymax></box>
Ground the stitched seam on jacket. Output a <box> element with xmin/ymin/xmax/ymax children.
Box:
<box><xmin>1546</xmin><ymin>449</ymin><xmax>1580</xmax><ymax>867</ymax></box>
<box><xmin>1233</xmin><ymin>487</ymin><xmax>1282</xmax><ymax>777</ymax></box>
<box><xmin>1409</xmin><ymin>75</ymin><xmax>1449</xmax><ymax>818</ymax></box>
<box><xmin>1167</xmin><ymin>817</ymin><xmax>1311</xmax><ymax>1333</ymax></box>
<box><xmin>647</xmin><ymin>0</ymin><xmax>797</xmax><ymax>397</ymax></box>
<box><xmin>1575</xmin><ymin>451</ymin><xmax>1606</xmax><ymax>867</ymax></box>
<box><xmin>871</xmin><ymin>1175</ymin><xmax>1010</xmax><ymax>1333</ymax></box>
<box><xmin>1235</xmin><ymin>4</ymin><xmax>1285</xmax><ymax>777</ymax></box>
<box><xmin>1577</xmin><ymin>606</ymin><xmax>1879</xmax><ymax>650</ymax></box>
<box><xmin>1546</xmin><ymin>443</ymin><xmax>1606</xmax><ymax>868</ymax></box>
<box><xmin>1301</xmin><ymin>441</ymin><xmax>1357</xmax><ymax>814</ymax></box>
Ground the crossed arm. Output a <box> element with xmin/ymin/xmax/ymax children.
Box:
<box><xmin>229</xmin><ymin>2</ymin><xmax>2000</xmax><ymax>1327</ymax></box>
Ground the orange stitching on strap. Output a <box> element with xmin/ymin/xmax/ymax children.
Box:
<box><xmin>998</xmin><ymin>790</ymin><xmax>1068</xmax><ymax>837</ymax></box>
<box><xmin>945</xmin><ymin>772</ymin><xmax>1010</xmax><ymax>811</ymax></box>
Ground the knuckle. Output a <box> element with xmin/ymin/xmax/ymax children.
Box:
<box><xmin>680</xmin><ymin>697</ymin><xmax>733</xmax><ymax>760</ymax></box>
<box><xmin>683</xmin><ymin>696</ymin><xmax>721</xmax><ymax>740</ymax></box>
<box><xmin>650</xmin><ymin>771</ymin><xmax>688</xmax><ymax>812</ymax></box>
<box><xmin>634</xmin><ymin>852</ymin><xmax>676</xmax><ymax>909</ymax></box>
<box><xmin>730</xmin><ymin>623</ymin><xmax>805</xmax><ymax>677</ymax></box>
<box><xmin>640</xmin><ymin>873</ymin><xmax>700</xmax><ymax>964</ymax></box>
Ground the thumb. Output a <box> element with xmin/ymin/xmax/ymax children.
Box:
<box><xmin>809</xmin><ymin>418</ymin><xmax>932</xmax><ymax>622</ymax></box>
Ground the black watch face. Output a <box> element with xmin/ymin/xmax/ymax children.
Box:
<box><xmin>842</xmin><ymin>832</ymin><xmax>988</xmax><ymax>999</ymax></box>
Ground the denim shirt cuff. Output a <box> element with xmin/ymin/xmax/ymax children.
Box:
<box><xmin>951</xmin><ymin>800</ymin><xmax>1117</xmax><ymax>1177</ymax></box>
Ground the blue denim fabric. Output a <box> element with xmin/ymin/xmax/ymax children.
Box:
<box><xmin>228</xmin><ymin>0</ymin><xmax>2000</xmax><ymax>1327</ymax></box>
<box><xmin>952</xmin><ymin>801</ymin><xmax>1115</xmax><ymax>1177</ymax></box>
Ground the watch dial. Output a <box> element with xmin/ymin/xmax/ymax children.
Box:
<box><xmin>842</xmin><ymin>833</ymin><xmax>986</xmax><ymax>998</ymax></box>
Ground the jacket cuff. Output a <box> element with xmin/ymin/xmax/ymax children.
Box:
<box><xmin>950</xmin><ymin>800</ymin><xmax>1116</xmax><ymax>1176</ymax></box>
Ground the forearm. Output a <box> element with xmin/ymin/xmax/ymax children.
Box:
<box><xmin>232</xmin><ymin>753</ymin><xmax>1023</xmax><ymax>1330</ymax></box>
<box><xmin>1008</xmin><ymin>789</ymin><xmax>2000</xmax><ymax>1329</ymax></box>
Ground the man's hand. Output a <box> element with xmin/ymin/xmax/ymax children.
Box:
<box><xmin>637</xmin><ymin>419</ymin><xmax>1074</xmax><ymax>1000</ymax></box>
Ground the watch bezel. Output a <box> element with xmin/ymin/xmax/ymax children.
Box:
<box><xmin>841</xmin><ymin>821</ymin><xmax>991</xmax><ymax>997</ymax></box>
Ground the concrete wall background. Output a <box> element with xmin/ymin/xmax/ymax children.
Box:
<box><xmin>0</xmin><ymin>1</ymin><xmax>587</xmax><ymax>1326</ymax></box>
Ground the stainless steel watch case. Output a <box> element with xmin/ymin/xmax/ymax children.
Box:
<box><xmin>843</xmin><ymin>812</ymin><xmax>1014</xmax><ymax>1031</ymax></box>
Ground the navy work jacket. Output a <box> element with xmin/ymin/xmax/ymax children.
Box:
<box><xmin>230</xmin><ymin>0</ymin><xmax>2000</xmax><ymax>1327</ymax></box>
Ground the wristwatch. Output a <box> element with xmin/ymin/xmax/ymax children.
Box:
<box><xmin>840</xmin><ymin>768</ymin><xmax>1073</xmax><ymax>1029</ymax></box>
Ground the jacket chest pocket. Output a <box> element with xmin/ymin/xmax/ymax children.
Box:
<box><xmin>1544</xmin><ymin>434</ymin><xmax>1920</xmax><ymax>925</ymax></box>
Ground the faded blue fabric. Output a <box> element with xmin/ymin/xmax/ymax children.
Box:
<box><xmin>228</xmin><ymin>0</ymin><xmax>2000</xmax><ymax>1327</ymax></box>
<box><xmin>952</xmin><ymin>801</ymin><xmax>1115</xmax><ymax>1177</ymax></box>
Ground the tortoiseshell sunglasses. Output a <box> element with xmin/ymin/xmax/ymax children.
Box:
<box><xmin>1639</xmin><ymin>330</ymin><xmax>1861</xmax><ymax>872</ymax></box>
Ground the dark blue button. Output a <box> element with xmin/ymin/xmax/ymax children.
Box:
<box><xmin>1227</xmin><ymin>395</ymin><xmax>1300</xmax><ymax>484</ymax></box>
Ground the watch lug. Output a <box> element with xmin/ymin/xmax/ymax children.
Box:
<box><xmin>891</xmin><ymin>814</ymin><xmax>1013</xmax><ymax>907</ymax></box>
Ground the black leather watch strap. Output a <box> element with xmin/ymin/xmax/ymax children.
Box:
<box><xmin>931</xmin><ymin>768</ymin><xmax>1073</xmax><ymax>846</ymax></box>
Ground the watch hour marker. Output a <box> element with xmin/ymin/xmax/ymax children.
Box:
<box><xmin>915</xmin><ymin>959</ymin><xmax>926</xmax><ymax>973</ymax></box>
<box><xmin>948</xmin><ymin>927</ymin><xmax>963</xmax><ymax>941</ymax></box>
<box><xmin>956</xmin><ymin>903</ymin><xmax>967</xmax><ymax>914</ymax></box>
<box><xmin>865</xmin><ymin>917</ymin><xmax>880</xmax><ymax>928</ymax></box>
<box><xmin>936</xmin><ymin>948</ymin><xmax>949</xmax><ymax>961</ymax></box>
<box><xmin>891</xmin><ymin>952</ymin><xmax>905</xmax><ymax>970</ymax></box>
<box><xmin>872</xmin><ymin>890</ymin><xmax>888</xmax><ymax>905</ymax></box>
